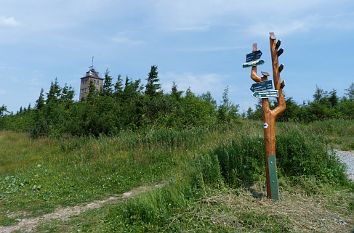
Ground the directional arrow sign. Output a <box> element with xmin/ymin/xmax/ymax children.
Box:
<box><xmin>246</xmin><ymin>50</ymin><xmax>262</xmax><ymax>62</ymax></box>
<box><xmin>250</xmin><ymin>80</ymin><xmax>273</xmax><ymax>92</ymax></box>
<box><xmin>253</xmin><ymin>90</ymin><xmax>279</xmax><ymax>98</ymax></box>
<box><xmin>242</xmin><ymin>59</ymin><xmax>264</xmax><ymax>68</ymax></box>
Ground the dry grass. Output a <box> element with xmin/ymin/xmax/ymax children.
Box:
<box><xmin>193</xmin><ymin>185</ymin><xmax>354</xmax><ymax>233</ymax></box>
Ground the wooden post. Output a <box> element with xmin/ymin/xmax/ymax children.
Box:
<box><xmin>249</xmin><ymin>32</ymin><xmax>286</xmax><ymax>200</ymax></box>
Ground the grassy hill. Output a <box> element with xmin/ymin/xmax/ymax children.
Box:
<box><xmin>0</xmin><ymin>120</ymin><xmax>353</xmax><ymax>232</ymax></box>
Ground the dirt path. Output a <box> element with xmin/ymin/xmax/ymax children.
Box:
<box><xmin>0</xmin><ymin>183</ymin><xmax>164</xmax><ymax>233</ymax></box>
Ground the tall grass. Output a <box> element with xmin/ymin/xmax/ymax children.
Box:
<box><xmin>276</xmin><ymin>125</ymin><xmax>349</xmax><ymax>185</ymax></box>
<box><xmin>1</xmin><ymin>120</ymin><xmax>353</xmax><ymax>231</ymax></box>
<box><xmin>278</xmin><ymin>119</ymin><xmax>354</xmax><ymax>150</ymax></box>
<box><xmin>0</xmin><ymin>124</ymin><xmax>240</xmax><ymax>225</ymax></box>
<box><xmin>99</xmin><ymin>122</ymin><xmax>353</xmax><ymax>232</ymax></box>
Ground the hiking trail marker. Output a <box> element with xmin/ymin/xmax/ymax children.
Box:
<box><xmin>246</xmin><ymin>50</ymin><xmax>263</xmax><ymax>62</ymax></box>
<box><xmin>242</xmin><ymin>32</ymin><xmax>287</xmax><ymax>201</ymax></box>
<box><xmin>250</xmin><ymin>80</ymin><xmax>273</xmax><ymax>92</ymax></box>
<box><xmin>243</xmin><ymin>50</ymin><xmax>265</xmax><ymax>68</ymax></box>
<box><xmin>253</xmin><ymin>90</ymin><xmax>278</xmax><ymax>98</ymax></box>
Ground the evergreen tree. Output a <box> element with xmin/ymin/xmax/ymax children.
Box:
<box><xmin>200</xmin><ymin>91</ymin><xmax>217</xmax><ymax>107</ymax></box>
<box><xmin>217</xmin><ymin>86</ymin><xmax>239</xmax><ymax>122</ymax></box>
<box><xmin>328</xmin><ymin>89</ymin><xmax>338</xmax><ymax>107</ymax></box>
<box><xmin>0</xmin><ymin>105</ymin><xmax>7</xmax><ymax>117</ymax></box>
<box><xmin>246</xmin><ymin>107</ymin><xmax>253</xmax><ymax>119</ymax></box>
<box><xmin>313</xmin><ymin>86</ymin><xmax>327</xmax><ymax>102</ymax></box>
<box><xmin>185</xmin><ymin>87</ymin><xmax>194</xmax><ymax>97</ymax></box>
<box><xmin>87</xmin><ymin>81</ymin><xmax>97</xmax><ymax>102</ymax></box>
<box><xmin>103</xmin><ymin>69</ymin><xmax>113</xmax><ymax>96</ymax></box>
<box><xmin>36</xmin><ymin>88</ymin><xmax>45</xmax><ymax>110</ymax></box>
<box><xmin>114</xmin><ymin>74</ymin><xmax>124</xmax><ymax>96</ymax></box>
<box><xmin>122</xmin><ymin>76</ymin><xmax>131</xmax><ymax>99</ymax></box>
<box><xmin>61</xmin><ymin>84</ymin><xmax>75</xmax><ymax>101</ymax></box>
<box><xmin>171</xmin><ymin>82</ymin><xmax>183</xmax><ymax>100</ymax></box>
<box><xmin>123</xmin><ymin>77</ymin><xmax>142</xmax><ymax>99</ymax></box>
<box><xmin>47</xmin><ymin>78</ymin><xmax>61</xmax><ymax>103</ymax></box>
<box><xmin>145</xmin><ymin>65</ymin><xmax>161</xmax><ymax>97</ymax></box>
<box><xmin>345</xmin><ymin>83</ymin><xmax>354</xmax><ymax>100</ymax></box>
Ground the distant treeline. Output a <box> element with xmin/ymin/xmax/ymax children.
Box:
<box><xmin>0</xmin><ymin>66</ymin><xmax>239</xmax><ymax>137</ymax></box>
<box><xmin>0</xmin><ymin>65</ymin><xmax>353</xmax><ymax>137</ymax></box>
<box><xmin>245</xmin><ymin>84</ymin><xmax>354</xmax><ymax>122</ymax></box>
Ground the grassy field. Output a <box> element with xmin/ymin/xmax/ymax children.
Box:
<box><xmin>0</xmin><ymin>120</ymin><xmax>353</xmax><ymax>232</ymax></box>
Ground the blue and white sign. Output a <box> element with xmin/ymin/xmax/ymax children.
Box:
<box><xmin>250</xmin><ymin>80</ymin><xmax>273</xmax><ymax>92</ymax></box>
<box><xmin>253</xmin><ymin>90</ymin><xmax>279</xmax><ymax>98</ymax></box>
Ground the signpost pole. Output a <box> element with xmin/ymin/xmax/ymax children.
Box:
<box><xmin>248</xmin><ymin>33</ymin><xmax>286</xmax><ymax>201</ymax></box>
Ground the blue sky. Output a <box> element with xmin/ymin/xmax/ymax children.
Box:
<box><xmin>0</xmin><ymin>0</ymin><xmax>353</xmax><ymax>113</ymax></box>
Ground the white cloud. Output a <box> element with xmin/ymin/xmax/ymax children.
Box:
<box><xmin>145</xmin><ymin>0</ymin><xmax>354</xmax><ymax>36</ymax></box>
<box><xmin>0</xmin><ymin>16</ymin><xmax>20</xmax><ymax>27</ymax></box>
<box><xmin>148</xmin><ymin>0</ymin><xmax>327</xmax><ymax>31</ymax></box>
<box><xmin>0</xmin><ymin>0</ymin><xmax>113</xmax><ymax>31</ymax></box>
<box><xmin>247</xmin><ymin>11</ymin><xmax>354</xmax><ymax>37</ymax></box>
<box><xmin>161</xmin><ymin>72</ymin><xmax>227</xmax><ymax>95</ymax></box>
<box><xmin>160</xmin><ymin>71</ymin><xmax>248</xmax><ymax>107</ymax></box>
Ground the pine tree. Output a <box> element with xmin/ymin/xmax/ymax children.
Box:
<box><xmin>103</xmin><ymin>69</ymin><xmax>113</xmax><ymax>96</ymax></box>
<box><xmin>246</xmin><ymin>107</ymin><xmax>253</xmax><ymax>118</ymax></box>
<box><xmin>328</xmin><ymin>89</ymin><xmax>338</xmax><ymax>107</ymax></box>
<box><xmin>36</xmin><ymin>88</ymin><xmax>45</xmax><ymax>110</ymax></box>
<box><xmin>87</xmin><ymin>80</ymin><xmax>97</xmax><ymax>101</ymax></box>
<box><xmin>145</xmin><ymin>65</ymin><xmax>161</xmax><ymax>97</ymax></box>
<box><xmin>61</xmin><ymin>84</ymin><xmax>75</xmax><ymax>101</ymax></box>
<box><xmin>313</xmin><ymin>86</ymin><xmax>327</xmax><ymax>102</ymax></box>
<box><xmin>218</xmin><ymin>86</ymin><xmax>239</xmax><ymax>122</ymax></box>
<box><xmin>185</xmin><ymin>87</ymin><xmax>194</xmax><ymax>97</ymax></box>
<box><xmin>171</xmin><ymin>82</ymin><xmax>183</xmax><ymax>100</ymax></box>
<box><xmin>0</xmin><ymin>105</ymin><xmax>7</xmax><ymax>117</ymax></box>
<box><xmin>345</xmin><ymin>83</ymin><xmax>354</xmax><ymax>100</ymax></box>
<box><xmin>47</xmin><ymin>78</ymin><xmax>61</xmax><ymax>103</ymax></box>
<box><xmin>114</xmin><ymin>74</ymin><xmax>124</xmax><ymax>96</ymax></box>
<box><xmin>200</xmin><ymin>91</ymin><xmax>216</xmax><ymax>107</ymax></box>
<box><xmin>122</xmin><ymin>76</ymin><xmax>131</xmax><ymax>99</ymax></box>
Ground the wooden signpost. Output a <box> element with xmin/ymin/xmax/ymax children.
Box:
<box><xmin>243</xmin><ymin>32</ymin><xmax>286</xmax><ymax>201</ymax></box>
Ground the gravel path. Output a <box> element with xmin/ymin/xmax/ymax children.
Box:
<box><xmin>334</xmin><ymin>150</ymin><xmax>354</xmax><ymax>181</ymax></box>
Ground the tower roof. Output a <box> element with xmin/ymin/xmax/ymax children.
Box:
<box><xmin>81</xmin><ymin>67</ymin><xmax>103</xmax><ymax>80</ymax></box>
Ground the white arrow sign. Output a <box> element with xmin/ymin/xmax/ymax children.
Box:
<box><xmin>253</xmin><ymin>90</ymin><xmax>279</xmax><ymax>98</ymax></box>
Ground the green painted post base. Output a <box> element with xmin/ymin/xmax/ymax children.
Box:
<box><xmin>268</xmin><ymin>155</ymin><xmax>279</xmax><ymax>201</ymax></box>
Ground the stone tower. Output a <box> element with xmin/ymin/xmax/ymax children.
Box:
<box><xmin>79</xmin><ymin>65</ymin><xmax>103</xmax><ymax>100</ymax></box>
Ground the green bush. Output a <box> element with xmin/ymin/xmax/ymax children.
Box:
<box><xmin>202</xmin><ymin>127</ymin><xmax>350</xmax><ymax>189</ymax></box>
<box><xmin>276</xmin><ymin>126</ymin><xmax>349</xmax><ymax>186</ymax></box>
